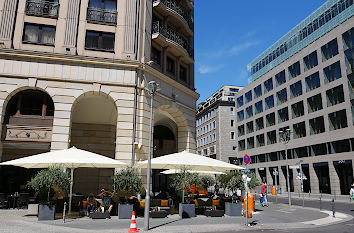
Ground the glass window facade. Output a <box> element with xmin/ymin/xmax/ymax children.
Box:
<box><xmin>308</xmin><ymin>93</ymin><xmax>323</xmax><ymax>113</ymax></box>
<box><xmin>321</xmin><ymin>38</ymin><xmax>339</xmax><ymax>61</ymax></box>
<box><xmin>85</xmin><ymin>30</ymin><xmax>115</xmax><ymax>51</ymax></box>
<box><xmin>264</xmin><ymin>78</ymin><xmax>273</xmax><ymax>93</ymax></box>
<box><xmin>237</xmin><ymin>96</ymin><xmax>244</xmax><ymax>108</ymax></box>
<box><xmin>291</xmin><ymin>101</ymin><xmax>304</xmax><ymax>118</ymax></box>
<box><xmin>237</xmin><ymin>110</ymin><xmax>244</xmax><ymax>122</ymax></box>
<box><xmin>23</xmin><ymin>23</ymin><xmax>56</xmax><ymax>45</ymax></box>
<box><xmin>326</xmin><ymin>85</ymin><xmax>345</xmax><ymax>106</ymax></box>
<box><xmin>304</xmin><ymin>51</ymin><xmax>318</xmax><ymax>71</ymax></box>
<box><xmin>255</xmin><ymin>100</ymin><xmax>263</xmax><ymax>114</ymax></box>
<box><xmin>305</xmin><ymin>72</ymin><xmax>320</xmax><ymax>92</ymax></box>
<box><xmin>277</xmin><ymin>88</ymin><xmax>288</xmax><ymax>105</ymax></box>
<box><xmin>329</xmin><ymin>109</ymin><xmax>348</xmax><ymax>130</ymax></box>
<box><xmin>266</xmin><ymin>112</ymin><xmax>276</xmax><ymax>127</ymax></box>
<box><xmin>278</xmin><ymin>107</ymin><xmax>289</xmax><ymax>123</ymax></box>
<box><xmin>245</xmin><ymin>90</ymin><xmax>252</xmax><ymax>104</ymax></box>
<box><xmin>342</xmin><ymin>27</ymin><xmax>354</xmax><ymax>74</ymax></box>
<box><xmin>288</xmin><ymin>61</ymin><xmax>301</xmax><ymax>79</ymax></box>
<box><xmin>265</xmin><ymin>95</ymin><xmax>274</xmax><ymax>110</ymax></box>
<box><xmin>275</xmin><ymin>70</ymin><xmax>286</xmax><ymax>86</ymax></box>
<box><xmin>246</xmin><ymin>106</ymin><xmax>253</xmax><ymax>119</ymax></box>
<box><xmin>290</xmin><ymin>80</ymin><xmax>303</xmax><ymax>98</ymax></box>
<box><xmin>324</xmin><ymin>61</ymin><xmax>342</xmax><ymax>83</ymax></box>
<box><xmin>254</xmin><ymin>85</ymin><xmax>262</xmax><ymax>99</ymax></box>
<box><xmin>310</xmin><ymin>116</ymin><xmax>325</xmax><ymax>135</ymax></box>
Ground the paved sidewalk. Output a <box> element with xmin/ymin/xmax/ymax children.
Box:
<box><xmin>0</xmin><ymin>203</ymin><xmax>352</xmax><ymax>233</ymax></box>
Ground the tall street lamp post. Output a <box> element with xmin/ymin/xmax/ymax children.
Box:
<box><xmin>295</xmin><ymin>159</ymin><xmax>304</xmax><ymax>207</ymax></box>
<box><xmin>279</xmin><ymin>129</ymin><xmax>291</xmax><ymax>206</ymax></box>
<box><xmin>144</xmin><ymin>81</ymin><xmax>160</xmax><ymax>231</ymax></box>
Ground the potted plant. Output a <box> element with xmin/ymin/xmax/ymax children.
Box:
<box><xmin>112</xmin><ymin>168</ymin><xmax>143</xmax><ymax>219</ymax></box>
<box><xmin>200</xmin><ymin>175</ymin><xmax>216</xmax><ymax>194</ymax></box>
<box><xmin>169</xmin><ymin>168</ymin><xmax>201</xmax><ymax>218</ymax></box>
<box><xmin>27</xmin><ymin>166</ymin><xmax>69</xmax><ymax>220</ymax></box>
<box><xmin>219</xmin><ymin>171</ymin><xmax>260</xmax><ymax>216</ymax></box>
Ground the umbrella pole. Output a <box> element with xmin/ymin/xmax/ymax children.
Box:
<box><xmin>68</xmin><ymin>168</ymin><xmax>74</xmax><ymax>214</ymax></box>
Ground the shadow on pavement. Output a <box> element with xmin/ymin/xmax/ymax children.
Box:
<box><xmin>149</xmin><ymin>218</ymin><xmax>181</xmax><ymax>230</ymax></box>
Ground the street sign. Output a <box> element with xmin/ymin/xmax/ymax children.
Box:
<box><xmin>243</xmin><ymin>169</ymin><xmax>250</xmax><ymax>174</ymax></box>
<box><xmin>243</xmin><ymin>155</ymin><xmax>250</xmax><ymax>165</ymax></box>
<box><xmin>289</xmin><ymin>165</ymin><xmax>300</xmax><ymax>169</ymax></box>
<box><xmin>273</xmin><ymin>170</ymin><xmax>278</xmax><ymax>176</ymax></box>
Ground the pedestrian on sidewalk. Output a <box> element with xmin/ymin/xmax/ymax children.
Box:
<box><xmin>350</xmin><ymin>183</ymin><xmax>354</xmax><ymax>200</ymax></box>
<box><xmin>261</xmin><ymin>182</ymin><xmax>268</xmax><ymax>207</ymax></box>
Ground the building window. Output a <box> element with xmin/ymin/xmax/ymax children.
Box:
<box><xmin>278</xmin><ymin>107</ymin><xmax>289</xmax><ymax>123</ymax></box>
<box><xmin>291</xmin><ymin>101</ymin><xmax>304</xmax><ymax>119</ymax></box>
<box><xmin>342</xmin><ymin>27</ymin><xmax>354</xmax><ymax>75</ymax></box>
<box><xmin>267</xmin><ymin>130</ymin><xmax>277</xmax><ymax>145</ymax></box>
<box><xmin>266</xmin><ymin>112</ymin><xmax>275</xmax><ymax>127</ymax></box>
<box><xmin>167</xmin><ymin>57</ymin><xmax>175</xmax><ymax>74</ymax></box>
<box><xmin>23</xmin><ymin>23</ymin><xmax>55</xmax><ymax>45</ymax></box>
<box><xmin>25</xmin><ymin>0</ymin><xmax>59</xmax><ymax>18</ymax></box>
<box><xmin>230</xmin><ymin>107</ymin><xmax>234</xmax><ymax>115</ymax></box>
<box><xmin>290</xmin><ymin>80</ymin><xmax>302</xmax><ymax>98</ymax></box>
<box><xmin>87</xmin><ymin>0</ymin><xmax>117</xmax><ymax>25</ymax></box>
<box><xmin>245</xmin><ymin>90</ymin><xmax>252</xmax><ymax>103</ymax></box>
<box><xmin>264</xmin><ymin>77</ymin><xmax>273</xmax><ymax>93</ymax></box>
<box><xmin>231</xmin><ymin>120</ymin><xmax>234</xmax><ymax>127</ymax></box>
<box><xmin>213</xmin><ymin>121</ymin><xmax>216</xmax><ymax>128</ymax></box>
<box><xmin>238</xmin><ymin>140</ymin><xmax>245</xmax><ymax>151</ymax></box>
<box><xmin>275</xmin><ymin>70</ymin><xmax>286</xmax><ymax>86</ymax></box>
<box><xmin>232</xmin><ymin>146</ymin><xmax>237</xmax><ymax>151</ymax></box>
<box><xmin>255</xmin><ymin>117</ymin><xmax>264</xmax><ymax>131</ymax></box>
<box><xmin>277</xmin><ymin>88</ymin><xmax>287</xmax><ymax>105</ymax></box>
<box><xmin>237</xmin><ymin>110</ymin><xmax>244</xmax><ymax>122</ymax></box>
<box><xmin>247</xmin><ymin>137</ymin><xmax>255</xmax><ymax>149</ymax></box>
<box><xmin>255</xmin><ymin>100</ymin><xmax>263</xmax><ymax>114</ymax></box>
<box><xmin>305</xmin><ymin>72</ymin><xmax>320</xmax><ymax>92</ymax></box>
<box><xmin>237</xmin><ymin>96</ymin><xmax>244</xmax><ymax>108</ymax></box>
<box><xmin>180</xmin><ymin>65</ymin><xmax>187</xmax><ymax>82</ymax></box>
<box><xmin>85</xmin><ymin>30</ymin><xmax>115</xmax><ymax>51</ymax></box>
<box><xmin>209</xmin><ymin>146</ymin><xmax>215</xmax><ymax>154</ymax></box>
<box><xmin>321</xmin><ymin>38</ymin><xmax>339</xmax><ymax>61</ymax></box>
<box><xmin>254</xmin><ymin>85</ymin><xmax>262</xmax><ymax>99</ymax></box>
<box><xmin>329</xmin><ymin>109</ymin><xmax>348</xmax><ymax>130</ymax></box>
<box><xmin>326</xmin><ymin>85</ymin><xmax>345</xmax><ymax>107</ymax></box>
<box><xmin>265</xmin><ymin>95</ymin><xmax>274</xmax><ymax>110</ymax></box>
<box><xmin>307</xmin><ymin>94</ymin><xmax>323</xmax><ymax>113</ymax></box>
<box><xmin>198</xmin><ymin>151</ymin><xmax>201</xmax><ymax>155</ymax></box>
<box><xmin>231</xmin><ymin>132</ymin><xmax>235</xmax><ymax>140</ymax></box>
<box><xmin>256</xmin><ymin>134</ymin><xmax>265</xmax><ymax>147</ymax></box>
<box><xmin>203</xmin><ymin>149</ymin><xmax>208</xmax><ymax>156</ymax></box>
<box><xmin>324</xmin><ymin>61</ymin><xmax>342</xmax><ymax>83</ymax></box>
<box><xmin>238</xmin><ymin>125</ymin><xmax>245</xmax><ymax>136</ymax></box>
<box><xmin>293</xmin><ymin>121</ymin><xmax>306</xmax><ymax>139</ymax></box>
<box><xmin>303</xmin><ymin>51</ymin><xmax>318</xmax><ymax>71</ymax></box>
<box><xmin>309</xmin><ymin>116</ymin><xmax>325</xmax><ymax>135</ymax></box>
<box><xmin>246</xmin><ymin>121</ymin><xmax>254</xmax><ymax>134</ymax></box>
<box><xmin>246</xmin><ymin>106</ymin><xmax>253</xmax><ymax>119</ymax></box>
<box><xmin>230</xmin><ymin>88</ymin><xmax>239</xmax><ymax>93</ymax></box>
<box><xmin>288</xmin><ymin>61</ymin><xmax>301</xmax><ymax>79</ymax></box>
<box><xmin>151</xmin><ymin>47</ymin><xmax>161</xmax><ymax>64</ymax></box>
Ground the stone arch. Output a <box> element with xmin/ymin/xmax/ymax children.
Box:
<box><xmin>69</xmin><ymin>91</ymin><xmax>118</xmax><ymax>195</ymax></box>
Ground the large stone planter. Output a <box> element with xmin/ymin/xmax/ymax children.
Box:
<box><xmin>225</xmin><ymin>202</ymin><xmax>242</xmax><ymax>216</ymax></box>
<box><xmin>27</xmin><ymin>204</ymin><xmax>39</xmax><ymax>216</ymax></box>
<box><xmin>179</xmin><ymin>203</ymin><xmax>195</xmax><ymax>218</ymax></box>
<box><xmin>118</xmin><ymin>204</ymin><xmax>133</xmax><ymax>219</ymax></box>
<box><xmin>38</xmin><ymin>204</ymin><xmax>55</xmax><ymax>220</ymax></box>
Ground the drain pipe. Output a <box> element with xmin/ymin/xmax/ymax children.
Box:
<box><xmin>131</xmin><ymin>0</ymin><xmax>141</xmax><ymax>166</ymax></box>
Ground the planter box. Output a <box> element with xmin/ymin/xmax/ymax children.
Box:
<box><xmin>27</xmin><ymin>204</ymin><xmax>38</xmax><ymax>216</ymax></box>
<box><xmin>118</xmin><ymin>204</ymin><xmax>133</xmax><ymax>219</ymax></box>
<box><xmin>179</xmin><ymin>203</ymin><xmax>195</xmax><ymax>218</ymax></box>
<box><xmin>90</xmin><ymin>212</ymin><xmax>110</xmax><ymax>219</ymax></box>
<box><xmin>225</xmin><ymin>202</ymin><xmax>242</xmax><ymax>216</ymax></box>
<box><xmin>38</xmin><ymin>204</ymin><xmax>55</xmax><ymax>220</ymax></box>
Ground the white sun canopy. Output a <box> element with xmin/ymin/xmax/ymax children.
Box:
<box><xmin>161</xmin><ymin>169</ymin><xmax>225</xmax><ymax>175</ymax></box>
<box><xmin>135</xmin><ymin>150</ymin><xmax>244</xmax><ymax>172</ymax></box>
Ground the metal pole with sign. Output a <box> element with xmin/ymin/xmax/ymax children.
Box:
<box><xmin>273</xmin><ymin>168</ymin><xmax>278</xmax><ymax>203</ymax></box>
<box><xmin>243</xmin><ymin>155</ymin><xmax>251</xmax><ymax>227</ymax></box>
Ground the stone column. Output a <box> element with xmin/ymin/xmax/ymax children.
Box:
<box><xmin>328</xmin><ymin>162</ymin><xmax>341</xmax><ymax>196</ymax></box>
<box><xmin>162</xmin><ymin>47</ymin><xmax>168</xmax><ymax>74</ymax></box>
<box><xmin>309</xmin><ymin>164</ymin><xmax>319</xmax><ymax>194</ymax></box>
<box><xmin>279</xmin><ymin>166</ymin><xmax>286</xmax><ymax>194</ymax></box>
<box><xmin>266</xmin><ymin>166</ymin><xmax>272</xmax><ymax>186</ymax></box>
<box><xmin>0</xmin><ymin>0</ymin><xmax>18</xmax><ymax>47</ymax></box>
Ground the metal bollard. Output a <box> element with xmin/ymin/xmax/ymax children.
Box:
<box><xmin>331</xmin><ymin>198</ymin><xmax>335</xmax><ymax>218</ymax></box>
<box><xmin>63</xmin><ymin>202</ymin><xmax>67</xmax><ymax>223</ymax></box>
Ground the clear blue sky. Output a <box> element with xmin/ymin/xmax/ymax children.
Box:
<box><xmin>195</xmin><ymin>0</ymin><xmax>327</xmax><ymax>103</ymax></box>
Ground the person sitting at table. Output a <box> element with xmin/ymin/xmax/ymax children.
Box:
<box><xmin>98</xmin><ymin>188</ymin><xmax>114</xmax><ymax>213</ymax></box>
<box><xmin>86</xmin><ymin>193</ymin><xmax>97</xmax><ymax>216</ymax></box>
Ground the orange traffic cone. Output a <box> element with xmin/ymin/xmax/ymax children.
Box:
<box><xmin>128</xmin><ymin>211</ymin><xmax>139</xmax><ymax>232</ymax></box>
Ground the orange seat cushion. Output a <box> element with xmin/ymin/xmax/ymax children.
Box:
<box><xmin>212</xmin><ymin>200</ymin><xmax>220</xmax><ymax>206</ymax></box>
<box><xmin>193</xmin><ymin>199</ymin><xmax>198</xmax><ymax>207</ymax></box>
<box><xmin>139</xmin><ymin>200</ymin><xmax>145</xmax><ymax>208</ymax></box>
<box><xmin>82</xmin><ymin>200</ymin><xmax>88</xmax><ymax>208</ymax></box>
<box><xmin>161</xmin><ymin>200</ymin><xmax>169</xmax><ymax>207</ymax></box>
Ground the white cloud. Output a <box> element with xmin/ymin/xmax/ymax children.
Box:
<box><xmin>198</xmin><ymin>64</ymin><xmax>222</xmax><ymax>74</ymax></box>
<box><xmin>213</xmin><ymin>41</ymin><xmax>259</xmax><ymax>57</ymax></box>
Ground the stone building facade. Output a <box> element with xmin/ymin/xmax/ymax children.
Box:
<box><xmin>0</xmin><ymin>0</ymin><xmax>197</xmax><ymax>195</ymax></box>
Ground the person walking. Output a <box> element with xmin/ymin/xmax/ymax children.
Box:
<box><xmin>261</xmin><ymin>182</ymin><xmax>268</xmax><ymax>207</ymax></box>
<box><xmin>350</xmin><ymin>183</ymin><xmax>354</xmax><ymax>201</ymax></box>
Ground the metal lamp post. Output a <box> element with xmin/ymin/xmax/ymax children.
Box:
<box><xmin>144</xmin><ymin>81</ymin><xmax>160</xmax><ymax>231</ymax></box>
<box><xmin>279</xmin><ymin>129</ymin><xmax>291</xmax><ymax>206</ymax></box>
<box><xmin>295</xmin><ymin>160</ymin><xmax>304</xmax><ymax>207</ymax></box>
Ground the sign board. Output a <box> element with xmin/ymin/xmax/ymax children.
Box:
<box><xmin>243</xmin><ymin>155</ymin><xmax>250</xmax><ymax>165</ymax></box>
<box><xmin>273</xmin><ymin>170</ymin><xmax>278</xmax><ymax>176</ymax></box>
<box><xmin>243</xmin><ymin>169</ymin><xmax>250</xmax><ymax>174</ymax></box>
<box><xmin>289</xmin><ymin>165</ymin><xmax>300</xmax><ymax>169</ymax></box>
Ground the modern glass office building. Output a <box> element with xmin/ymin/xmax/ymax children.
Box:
<box><xmin>233</xmin><ymin>0</ymin><xmax>354</xmax><ymax>195</ymax></box>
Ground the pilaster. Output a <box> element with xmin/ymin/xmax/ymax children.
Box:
<box><xmin>309</xmin><ymin>164</ymin><xmax>319</xmax><ymax>194</ymax></box>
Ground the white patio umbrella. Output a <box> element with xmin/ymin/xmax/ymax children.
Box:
<box><xmin>161</xmin><ymin>169</ymin><xmax>225</xmax><ymax>175</ymax></box>
<box><xmin>135</xmin><ymin>150</ymin><xmax>244</xmax><ymax>172</ymax></box>
<box><xmin>0</xmin><ymin>146</ymin><xmax>128</xmax><ymax>213</ymax></box>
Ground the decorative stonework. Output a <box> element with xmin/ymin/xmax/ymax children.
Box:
<box><xmin>5</xmin><ymin>125</ymin><xmax>52</xmax><ymax>142</ymax></box>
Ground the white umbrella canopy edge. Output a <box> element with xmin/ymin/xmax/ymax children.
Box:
<box><xmin>135</xmin><ymin>150</ymin><xmax>244</xmax><ymax>172</ymax></box>
<box><xmin>0</xmin><ymin>146</ymin><xmax>128</xmax><ymax>214</ymax></box>
<box><xmin>161</xmin><ymin>169</ymin><xmax>226</xmax><ymax>175</ymax></box>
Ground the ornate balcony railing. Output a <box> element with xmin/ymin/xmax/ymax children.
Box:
<box><xmin>155</xmin><ymin>0</ymin><xmax>193</xmax><ymax>31</ymax></box>
<box><xmin>25</xmin><ymin>0</ymin><xmax>59</xmax><ymax>18</ymax></box>
<box><xmin>152</xmin><ymin>21</ymin><xmax>193</xmax><ymax>58</ymax></box>
<box><xmin>87</xmin><ymin>7</ymin><xmax>117</xmax><ymax>25</ymax></box>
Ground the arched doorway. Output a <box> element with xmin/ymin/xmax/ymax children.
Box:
<box><xmin>70</xmin><ymin>93</ymin><xmax>117</xmax><ymax>195</ymax></box>
<box><xmin>0</xmin><ymin>89</ymin><xmax>54</xmax><ymax>194</ymax></box>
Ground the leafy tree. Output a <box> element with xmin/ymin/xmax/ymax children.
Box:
<box><xmin>27</xmin><ymin>166</ymin><xmax>70</xmax><ymax>202</ymax></box>
<box><xmin>112</xmin><ymin>168</ymin><xmax>143</xmax><ymax>202</ymax></box>
<box><xmin>248</xmin><ymin>172</ymin><xmax>261</xmax><ymax>189</ymax></box>
<box><xmin>200</xmin><ymin>175</ymin><xmax>216</xmax><ymax>190</ymax></box>
<box><xmin>169</xmin><ymin>168</ymin><xmax>201</xmax><ymax>203</ymax></box>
